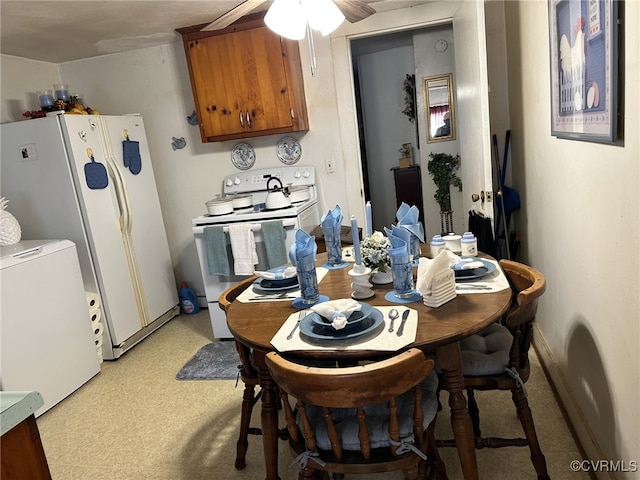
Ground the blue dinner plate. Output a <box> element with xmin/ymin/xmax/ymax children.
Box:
<box><xmin>252</xmin><ymin>277</ymin><xmax>299</xmax><ymax>293</ymax></box>
<box><xmin>309</xmin><ymin>303</ymin><xmax>373</xmax><ymax>332</ymax></box>
<box><xmin>299</xmin><ymin>307</ymin><xmax>384</xmax><ymax>343</ymax></box>
<box><xmin>453</xmin><ymin>258</ymin><xmax>496</xmax><ymax>281</ymax></box>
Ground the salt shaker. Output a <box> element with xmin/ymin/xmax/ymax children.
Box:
<box><xmin>430</xmin><ymin>235</ymin><xmax>446</xmax><ymax>257</ymax></box>
<box><xmin>460</xmin><ymin>232</ymin><xmax>478</xmax><ymax>257</ymax></box>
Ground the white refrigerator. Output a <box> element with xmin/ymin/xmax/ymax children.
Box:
<box><xmin>0</xmin><ymin>114</ymin><xmax>179</xmax><ymax>359</ymax></box>
<box><xmin>0</xmin><ymin>240</ymin><xmax>101</xmax><ymax>416</ymax></box>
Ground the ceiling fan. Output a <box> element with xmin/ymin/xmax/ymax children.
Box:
<box><xmin>201</xmin><ymin>0</ymin><xmax>376</xmax><ymax>32</ymax></box>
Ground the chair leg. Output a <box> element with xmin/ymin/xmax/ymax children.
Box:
<box><xmin>424</xmin><ymin>421</ymin><xmax>448</xmax><ymax>480</ymax></box>
<box><xmin>235</xmin><ymin>382</ymin><xmax>258</xmax><ymax>469</ymax></box>
<box><xmin>511</xmin><ymin>387</ymin><xmax>550</xmax><ymax>480</ymax></box>
<box><xmin>299</xmin><ymin>466</ymin><xmax>318</xmax><ymax>479</ymax></box>
<box><xmin>466</xmin><ymin>388</ymin><xmax>482</xmax><ymax>439</ymax></box>
<box><xmin>402</xmin><ymin>461</ymin><xmax>420</xmax><ymax>480</ymax></box>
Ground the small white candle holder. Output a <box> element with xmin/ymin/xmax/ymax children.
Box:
<box><xmin>348</xmin><ymin>264</ymin><xmax>373</xmax><ymax>299</ymax></box>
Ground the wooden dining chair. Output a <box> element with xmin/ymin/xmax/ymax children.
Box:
<box><xmin>219</xmin><ymin>276</ymin><xmax>287</xmax><ymax>470</ymax></box>
<box><xmin>438</xmin><ymin>259</ymin><xmax>549</xmax><ymax>479</ymax></box>
<box><xmin>265</xmin><ymin>348</ymin><xmax>447</xmax><ymax>480</ymax></box>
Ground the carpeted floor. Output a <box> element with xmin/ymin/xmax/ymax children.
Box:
<box><xmin>176</xmin><ymin>341</ymin><xmax>239</xmax><ymax>380</ymax></box>
<box><xmin>36</xmin><ymin>310</ymin><xmax>591</xmax><ymax>479</ymax></box>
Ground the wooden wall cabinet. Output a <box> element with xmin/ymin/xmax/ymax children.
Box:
<box><xmin>177</xmin><ymin>14</ymin><xmax>309</xmax><ymax>143</ymax></box>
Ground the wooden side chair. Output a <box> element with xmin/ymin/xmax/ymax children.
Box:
<box><xmin>438</xmin><ymin>259</ymin><xmax>549</xmax><ymax>479</ymax></box>
<box><xmin>219</xmin><ymin>276</ymin><xmax>287</xmax><ymax>470</ymax></box>
<box><xmin>265</xmin><ymin>348</ymin><xmax>447</xmax><ymax>480</ymax></box>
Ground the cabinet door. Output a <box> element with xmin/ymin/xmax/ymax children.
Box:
<box><xmin>189</xmin><ymin>32</ymin><xmax>245</xmax><ymax>137</ymax></box>
<box><xmin>188</xmin><ymin>26</ymin><xmax>296</xmax><ymax>139</ymax></box>
<box><xmin>232</xmin><ymin>27</ymin><xmax>295</xmax><ymax>133</ymax></box>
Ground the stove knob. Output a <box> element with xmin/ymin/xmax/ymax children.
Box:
<box><xmin>302</xmin><ymin>169</ymin><xmax>311</xmax><ymax>178</ymax></box>
<box><xmin>225</xmin><ymin>177</ymin><xmax>234</xmax><ymax>187</ymax></box>
<box><xmin>293</xmin><ymin>170</ymin><xmax>301</xmax><ymax>179</ymax></box>
<box><xmin>233</xmin><ymin>176</ymin><xmax>241</xmax><ymax>185</ymax></box>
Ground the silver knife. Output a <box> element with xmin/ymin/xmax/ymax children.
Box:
<box><xmin>248</xmin><ymin>295</ymin><xmax>297</xmax><ymax>301</ymax></box>
<box><xmin>396</xmin><ymin>309</ymin><xmax>411</xmax><ymax>336</ymax></box>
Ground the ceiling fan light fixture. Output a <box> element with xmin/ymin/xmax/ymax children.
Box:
<box><xmin>265</xmin><ymin>0</ymin><xmax>307</xmax><ymax>40</ymax></box>
<box><xmin>306</xmin><ymin>0</ymin><xmax>345</xmax><ymax>36</ymax></box>
<box><xmin>265</xmin><ymin>0</ymin><xmax>344</xmax><ymax>40</ymax></box>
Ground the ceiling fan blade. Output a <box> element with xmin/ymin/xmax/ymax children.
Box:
<box><xmin>333</xmin><ymin>0</ymin><xmax>376</xmax><ymax>23</ymax></box>
<box><xmin>201</xmin><ymin>0</ymin><xmax>267</xmax><ymax>31</ymax></box>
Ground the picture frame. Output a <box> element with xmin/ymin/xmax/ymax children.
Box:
<box><xmin>548</xmin><ymin>0</ymin><xmax>619</xmax><ymax>143</ymax></box>
<box><xmin>424</xmin><ymin>73</ymin><xmax>456</xmax><ymax>144</ymax></box>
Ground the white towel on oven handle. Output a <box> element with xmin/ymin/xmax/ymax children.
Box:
<box><xmin>228</xmin><ymin>223</ymin><xmax>259</xmax><ymax>276</ymax></box>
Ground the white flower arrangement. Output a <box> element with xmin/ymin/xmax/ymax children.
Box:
<box><xmin>360</xmin><ymin>231</ymin><xmax>391</xmax><ymax>273</ymax></box>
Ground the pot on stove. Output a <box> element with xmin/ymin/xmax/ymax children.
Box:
<box><xmin>265</xmin><ymin>177</ymin><xmax>291</xmax><ymax>210</ymax></box>
<box><xmin>205</xmin><ymin>197</ymin><xmax>234</xmax><ymax>216</ymax></box>
<box><xmin>230</xmin><ymin>194</ymin><xmax>253</xmax><ymax>210</ymax></box>
<box><xmin>288</xmin><ymin>185</ymin><xmax>310</xmax><ymax>204</ymax></box>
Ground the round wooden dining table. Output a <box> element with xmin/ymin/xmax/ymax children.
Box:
<box><xmin>223</xmin><ymin>253</ymin><xmax>511</xmax><ymax>480</ymax></box>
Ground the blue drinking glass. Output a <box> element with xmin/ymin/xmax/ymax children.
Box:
<box><xmin>325</xmin><ymin>237</ymin><xmax>342</xmax><ymax>266</ymax></box>
<box><xmin>296</xmin><ymin>257</ymin><xmax>320</xmax><ymax>305</ymax></box>
<box><xmin>410</xmin><ymin>234</ymin><xmax>421</xmax><ymax>263</ymax></box>
<box><xmin>390</xmin><ymin>253</ymin><xmax>414</xmax><ymax>298</ymax></box>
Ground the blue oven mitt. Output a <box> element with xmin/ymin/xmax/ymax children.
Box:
<box><xmin>123</xmin><ymin>138</ymin><xmax>142</xmax><ymax>175</ymax></box>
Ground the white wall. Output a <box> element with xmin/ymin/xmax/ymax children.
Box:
<box><xmin>0</xmin><ymin>55</ymin><xmax>61</xmax><ymax>123</ymax></box>
<box><xmin>505</xmin><ymin>1</ymin><xmax>639</xmax><ymax>476</ymax></box>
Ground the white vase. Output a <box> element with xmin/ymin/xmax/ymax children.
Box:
<box><xmin>371</xmin><ymin>270</ymin><xmax>393</xmax><ymax>285</ymax></box>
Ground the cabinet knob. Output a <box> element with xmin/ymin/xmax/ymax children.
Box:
<box><xmin>239</xmin><ymin>112</ymin><xmax>244</xmax><ymax>128</ymax></box>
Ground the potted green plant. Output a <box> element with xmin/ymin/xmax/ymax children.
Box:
<box><xmin>427</xmin><ymin>152</ymin><xmax>462</xmax><ymax>234</ymax></box>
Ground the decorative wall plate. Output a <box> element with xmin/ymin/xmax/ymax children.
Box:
<box><xmin>276</xmin><ymin>136</ymin><xmax>302</xmax><ymax>165</ymax></box>
<box><xmin>231</xmin><ymin>142</ymin><xmax>255</xmax><ymax>170</ymax></box>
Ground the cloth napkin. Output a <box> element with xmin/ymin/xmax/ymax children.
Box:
<box><xmin>310</xmin><ymin>298</ymin><xmax>362</xmax><ymax>330</ymax></box>
<box><xmin>384</xmin><ymin>226</ymin><xmax>409</xmax><ymax>258</ymax></box>
<box><xmin>454</xmin><ymin>258</ymin><xmax>485</xmax><ymax>270</ymax></box>
<box><xmin>320</xmin><ymin>205</ymin><xmax>342</xmax><ymax>242</ymax></box>
<box><xmin>254</xmin><ymin>266</ymin><xmax>297</xmax><ymax>280</ymax></box>
<box><xmin>228</xmin><ymin>224</ymin><xmax>259</xmax><ymax>276</ymax></box>
<box><xmin>288</xmin><ymin>229</ymin><xmax>317</xmax><ymax>267</ymax></box>
<box><xmin>396</xmin><ymin>202</ymin><xmax>425</xmax><ymax>242</ymax></box>
<box><xmin>416</xmin><ymin>250</ymin><xmax>451</xmax><ymax>295</ymax></box>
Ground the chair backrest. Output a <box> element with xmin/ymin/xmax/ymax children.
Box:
<box><xmin>218</xmin><ymin>275</ymin><xmax>256</xmax><ymax>313</ymax></box>
<box><xmin>265</xmin><ymin>349</ymin><xmax>435</xmax><ymax>463</ymax></box>
<box><xmin>218</xmin><ymin>275</ymin><xmax>258</xmax><ymax>377</ymax></box>
<box><xmin>498</xmin><ymin>259</ymin><xmax>546</xmax><ymax>378</ymax></box>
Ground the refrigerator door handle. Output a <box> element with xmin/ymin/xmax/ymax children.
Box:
<box><xmin>105</xmin><ymin>156</ymin><xmax>132</xmax><ymax>233</ymax></box>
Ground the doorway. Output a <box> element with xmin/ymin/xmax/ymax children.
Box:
<box><xmin>350</xmin><ymin>24</ymin><xmax>457</xmax><ymax>238</ymax></box>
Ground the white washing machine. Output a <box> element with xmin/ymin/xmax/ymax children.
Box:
<box><xmin>0</xmin><ymin>240</ymin><xmax>100</xmax><ymax>416</ymax></box>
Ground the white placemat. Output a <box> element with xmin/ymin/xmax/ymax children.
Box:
<box><xmin>271</xmin><ymin>305</ymin><xmax>417</xmax><ymax>352</ymax></box>
<box><xmin>237</xmin><ymin>267</ymin><xmax>329</xmax><ymax>303</ymax></box>
<box><xmin>454</xmin><ymin>259</ymin><xmax>510</xmax><ymax>294</ymax></box>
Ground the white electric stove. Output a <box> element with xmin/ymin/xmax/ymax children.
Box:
<box><xmin>192</xmin><ymin>166</ymin><xmax>320</xmax><ymax>338</ymax></box>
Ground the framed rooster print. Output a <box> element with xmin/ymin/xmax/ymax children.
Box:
<box><xmin>548</xmin><ymin>0</ymin><xmax>619</xmax><ymax>143</ymax></box>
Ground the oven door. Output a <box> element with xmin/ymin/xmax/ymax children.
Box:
<box><xmin>192</xmin><ymin>218</ymin><xmax>298</xmax><ymax>338</ymax></box>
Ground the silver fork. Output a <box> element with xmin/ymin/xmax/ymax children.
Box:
<box><xmin>287</xmin><ymin>310</ymin><xmax>306</xmax><ymax>340</ymax></box>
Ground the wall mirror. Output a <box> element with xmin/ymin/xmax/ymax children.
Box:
<box><xmin>424</xmin><ymin>73</ymin><xmax>455</xmax><ymax>143</ymax></box>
